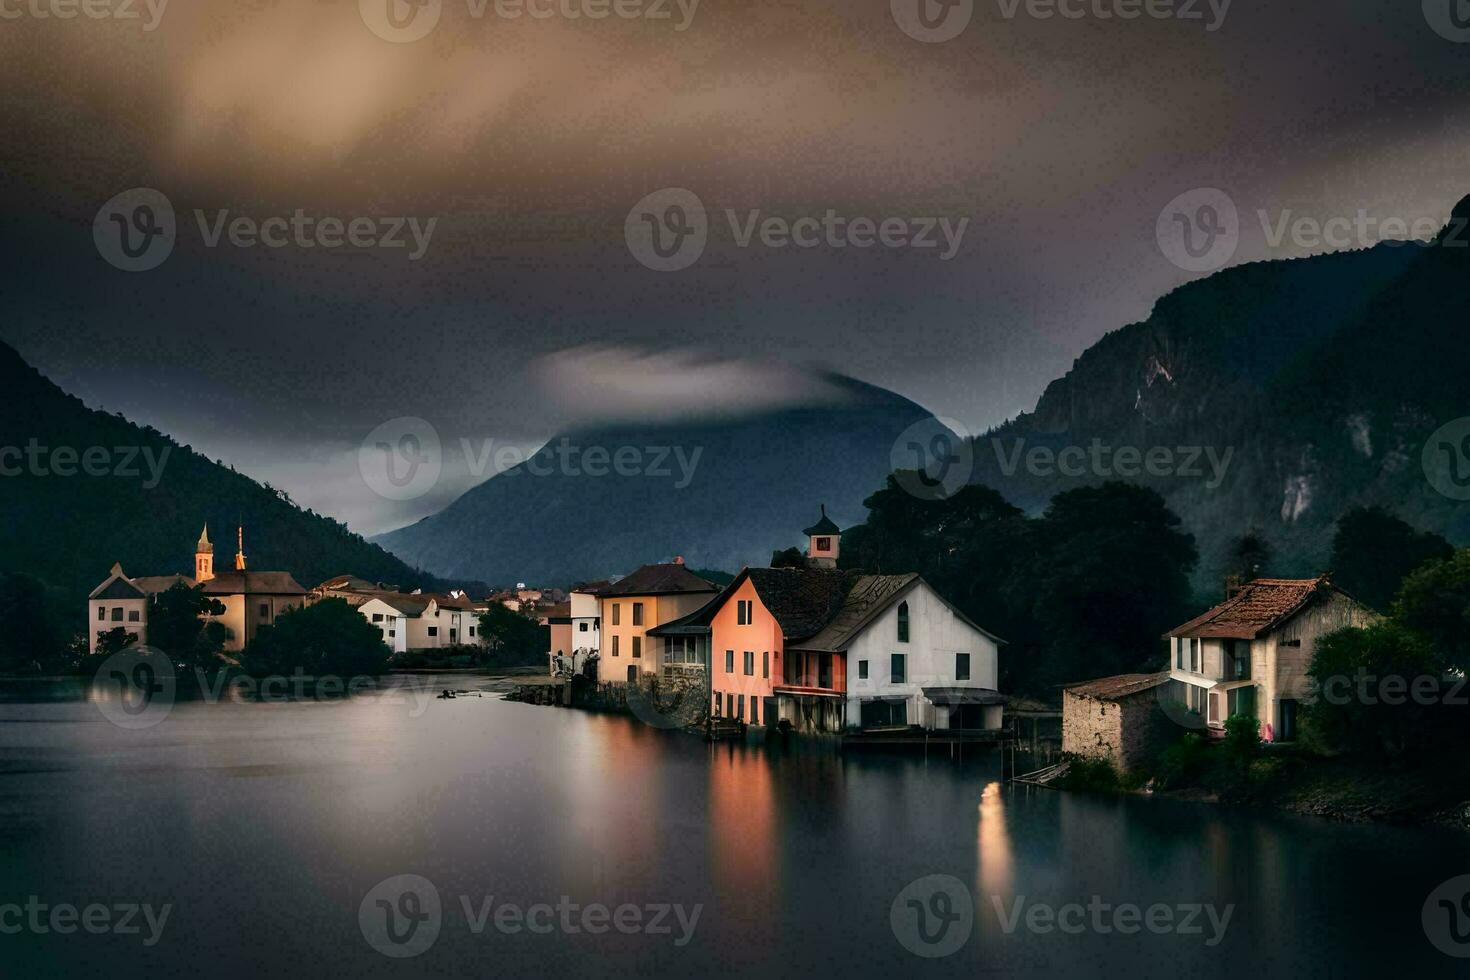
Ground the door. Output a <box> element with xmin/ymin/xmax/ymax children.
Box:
<box><xmin>626</xmin><ymin>666</ymin><xmax>637</xmax><ymax>683</ymax></box>
<box><xmin>1278</xmin><ymin>699</ymin><xmax>1298</xmax><ymax>741</ymax></box>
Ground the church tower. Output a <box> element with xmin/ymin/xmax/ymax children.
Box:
<box><xmin>234</xmin><ymin>525</ymin><xmax>247</xmax><ymax>572</ymax></box>
<box><xmin>803</xmin><ymin>505</ymin><xmax>841</xmax><ymax>569</ymax></box>
<box><xmin>195</xmin><ymin>525</ymin><xmax>215</xmax><ymax>583</ymax></box>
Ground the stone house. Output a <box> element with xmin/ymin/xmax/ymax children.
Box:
<box><xmin>1061</xmin><ymin>672</ymin><xmax>1174</xmax><ymax>772</ymax></box>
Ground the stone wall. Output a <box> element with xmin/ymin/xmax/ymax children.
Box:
<box><xmin>1062</xmin><ymin>690</ymin><xmax>1168</xmax><ymax>772</ymax></box>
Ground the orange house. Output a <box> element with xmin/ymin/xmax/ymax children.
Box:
<box><xmin>597</xmin><ymin>560</ymin><xmax>718</xmax><ymax>684</ymax></box>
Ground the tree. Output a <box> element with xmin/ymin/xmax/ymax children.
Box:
<box><xmin>1394</xmin><ymin>549</ymin><xmax>1470</xmax><ymax>674</ymax></box>
<box><xmin>93</xmin><ymin>626</ymin><xmax>138</xmax><ymax>658</ymax></box>
<box><xmin>242</xmin><ymin>598</ymin><xmax>390</xmax><ymax>677</ymax></box>
<box><xmin>769</xmin><ymin>547</ymin><xmax>804</xmax><ymax>569</ymax></box>
<box><xmin>1304</xmin><ymin>621</ymin><xmax>1445</xmax><ymax>758</ymax></box>
<box><xmin>0</xmin><ymin>573</ymin><xmax>60</xmax><ymax>672</ymax></box>
<box><xmin>1228</xmin><ymin>530</ymin><xmax>1273</xmax><ymax>581</ymax></box>
<box><xmin>1015</xmin><ymin>483</ymin><xmax>1198</xmax><ymax>691</ymax></box>
<box><xmin>1330</xmin><ymin>506</ymin><xmax>1452</xmax><ymax>612</ymax></box>
<box><xmin>478</xmin><ymin>604</ymin><xmax>550</xmax><ymax>667</ymax></box>
<box><xmin>147</xmin><ymin>584</ymin><xmax>230</xmax><ymax>669</ymax></box>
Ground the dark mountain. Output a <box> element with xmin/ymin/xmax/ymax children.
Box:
<box><xmin>374</xmin><ymin>375</ymin><xmax>948</xmax><ymax>584</ymax></box>
<box><xmin>0</xmin><ymin>341</ymin><xmax>456</xmax><ymax>627</ymax></box>
<box><xmin>970</xmin><ymin>196</ymin><xmax>1470</xmax><ymax>587</ymax></box>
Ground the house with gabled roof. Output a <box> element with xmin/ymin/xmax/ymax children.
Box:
<box><xmin>597</xmin><ymin>559</ymin><xmax>719</xmax><ymax>684</ymax></box>
<box><xmin>1165</xmin><ymin>575</ymin><xmax>1375</xmax><ymax>741</ymax></box>
<box><xmin>86</xmin><ymin>525</ymin><xmax>307</xmax><ymax>653</ymax></box>
<box><xmin>649</xmin><ymin>508</ymin><xmax>1007</xmax><ymax>734</ymax></box>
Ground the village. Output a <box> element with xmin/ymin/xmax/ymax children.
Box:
<box><xmin>82</xmin><ymin>507</ymin><xmax>1380</xmax><ymax>778</ymax></box>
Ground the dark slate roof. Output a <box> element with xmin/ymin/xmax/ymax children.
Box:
<box><xmin>89</xmin><ymin>577</ymin><xmax>146</xmax><ymax>600</ymax></box>
<box><xmin>1064</xmin><ymin>672</ymin><xmax>1171</xmax><ymax>701</ymax></box>
<box><xmin>199</xmin><ymin>571</ymin><xmax>308</xmax><ymax>596</ymax></box>
<box><xmin>802</xmin><ymin>504</ymin><xmax>840</xmax><ymax>537</ymax></box>
<box><xmin>792</xmin><ymin>574</ymin><xmax>920</xmax><ymax>652</ymax></box>
<box><xmin>923</xmin><ymin>687</ymin><xmax>1009</xmax><ymax>706</ymax></box>
<box><xmin>648</xmin><ymin>567</ymin><xmax>854</xmax><ymax>641</ymax></box>
<box><xmin>132</xmin><ymin>575</ymin><xmax>197</xmax><ymax>594</ymax></box>
<box><xmin>571</xmin><ymin>580</ymin><xmax>613</xmax><ymax>596</ymax></box>
<box><xmin>598</xmin><ymin>563</ymin><xmax>718</xmax><ymax>597</ymax></box>
<box><xmin>361</xmin><ymin>593</ymin><xmax>434</xmax><ymax>617</ymax></box>
<box><xmin>1165</xmin><ymin>576</ymin><xmax>1345</xmax><ymax>640</ymax></box>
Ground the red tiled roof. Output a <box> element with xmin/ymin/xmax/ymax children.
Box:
<box><xmin>1165</xmin><ymin>576</ymin><xmax>1341</xmax><ymax>640</ymax></box>
<box><xmin>1064</xmin><ymin>672</ymin><xmax>1171</xmax><ymax>701</ymax></box>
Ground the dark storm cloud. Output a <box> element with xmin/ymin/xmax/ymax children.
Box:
<box><xmin>2</xmin><ymin>0</ymin><xmax>1469</xmax><ymax>533</ymax></box>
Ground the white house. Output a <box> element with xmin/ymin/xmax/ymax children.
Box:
<box><xmin>555</xmin><ymin>581</ymin><xmax>607</xmax><ymax>675</ymax></box>
<box><xmin>356</xmin><ymin>593</ymin><xmax>483</xmax><ymax>654</ymax></box>
<box><xmin>828</xmin><ymin>574</ymin><xmax>1007</xmax><ymax>731</ymax></box>
<box><xmin>1165</xmin><ymin>575</ymin><xmax>1375</xmax><ymax>742</ymax></box>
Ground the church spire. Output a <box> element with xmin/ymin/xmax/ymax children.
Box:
<box><xmin>195</xmin><ymin>524</ymin><xmax>215</xmax><ymax>582</ymax></box>
<box><xmin>234</xmin><ymin>525</ymin><xmax>247</xmax><ymax>572</ymax></box>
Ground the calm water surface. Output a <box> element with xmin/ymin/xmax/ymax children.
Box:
<box><xmin>0</xmin><ymin>673</ymin><xmax>1464</xmax><ymax>978</ymax></box>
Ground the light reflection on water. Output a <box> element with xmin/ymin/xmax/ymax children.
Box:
<box><xmin>0</xmin><ymin>672</ymin><xmax>1464</xmax><ymax>979</ymax></box>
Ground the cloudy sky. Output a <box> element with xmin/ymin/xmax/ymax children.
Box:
<box><xmin>2</xmin><ymin>0</ymin><xmax>1469</xmax><ymax>533</ymax></box>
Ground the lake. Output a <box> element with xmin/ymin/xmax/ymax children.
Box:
<box><xmin>0</xmin><ymin>671</ymin><xmax>1465</xmax><ymax>977</ymax></box>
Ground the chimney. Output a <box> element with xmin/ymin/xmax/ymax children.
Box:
<box><xmin>1224</xmin><ymin>574</ymin><xmax>1244</xmax><ymax>600</ymax></box>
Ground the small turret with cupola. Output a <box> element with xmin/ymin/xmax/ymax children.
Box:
<box><xmin>803</xmin><ymin>505</ymin><xmax>841</xmax><ymax>568</ymax></box>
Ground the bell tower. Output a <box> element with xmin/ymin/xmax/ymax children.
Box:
<box><xmin>195</xmin><ymin>525</ymin><xmax>215</xmax><ymax>583</ymax></box>
<box><xmin>803</xmin><ymin>505</ymin><xmax>841</xmax><ymax>568</ymax></box>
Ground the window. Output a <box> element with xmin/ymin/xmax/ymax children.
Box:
<box><xmin>714</xmin><ymin>692</ymin><xmax>723</xmax><ymax>716</ymax></box>
<box><xmin>259</xmin><ymin>603</ymin><xmax>269</xmax><ymax>618</ymax></box>
<box><xmin>612</xmin><ymin>636</ymin><xmax>620</xmax><ymax>657</ymax></box>
<box><xmin>819</xmin><ymin>654</ymin><xmax>832</xmax><ymax>689</ymax></box>
<box><xmin>891</xmin><ymin>653</ymin><xmax>906</xmax><ymax>684</ymax></box>
<box><xmin>956</xmin><ymin>653</ymin><xmax>970</xmax><ymax>681</ymax></box>
<box><xmin>897</xmin><ymin>602</ymin><xmax>910</xmax><ymax>643</ymax></box>
<box><xmin>1175</xmin><ymin>638</ymin><xmax>1184</xmax><ymax>670</ymax></box>
<box><xmin>611</xmin><ymin>604</ymin><xmax>620</xmax><ymax>626</ymax></box>
<box><xmin>97</xmin><ymin>606</ymin><xmax>105</xmax><ymax>621</ymax></box>
<box><xmin>579</xmin><ymin>622</ymin><xmax>589</xmax><ymax>632</ymax></box>
<box><xmin>1228</xmin><ymin>686</ymin><xmax>1257</xmax><ymax>719</ymax></box>
<box><xmin>737</xmin><ymin>694</ymin><xmax>745</xmax><ymax>721</ymax></box>
<box><xmin>128</xmin><ymin>610</ymin><xmax>141</xmax><ymax>623</ymax></box>
<box><xmin>372</xmin><ymin>613</ymin><xmax>384</xmax><ymax>623</ymax></box>
<box><xmin>427</xmin><ymin>626</ymin><xmax>438</xmax><ymax>637</ymax></box>
<box><xmin>750</xmin><ymin>696</ymin><xmax>759</xmax><ymax>724</ymax></box>
<box><xmin>632</xmin><ymin>602</ymin><xmax>644</xmax><ymax>626</ymax></box>
<box><xmin>858</xmin><ymin>659</ymin><xmax>868</xmax><ymax>679</ymax></box>
<box><xmin>762</xmin><ymin>651</ymin><xmax>769</xmax><ymax>679</ymax></box>
<box><xmin>743</xmin><ymin>651</ymin><xmax>754</xmax><ymax>675</ymax></box>
<box><xmin>627</xmin><ymin>666</ymin><xmax>637</xmax><ymax>683</ymax></box>
<box><xmin>469</xmin><ymin>626</ymin><xmax>476</xmax><ymax>638</ymax></box>
<box><xmin>725</xmin><ymin>649</ymin><xmax>734</xmax><ymax>673</ymax></box>
<box><xmin>388</xmin><ymin>629</ymin><xmax>395</xmax><ymax>638</ymax></box>
<box><xmin>1189</xmin><ymin>638</ymin><xmax>1200</xmax><ymax>673</ymax></box>
<box><xmin>816</xmin><ymin>536</ymin><xmax>831</xmax><ymax>552</ymax></box>
<box><xmin>111</xmin><ymin>607</ymin><xmax>123</xmax><ymax>622</ymax></box>
<box><xmin>632</xmin><ymin>637</ymin><xmax>642</xmax><ymax>659</ymax></box>
<box><xmin>1229</xmin><ymin>640</ymin><xmax>1251</xmax><ymax>680</ymax></box>
<box><xmin>737</xmin><ymin>599</ymin><xmax>753</xmax><ymax>625</ymax></box>
<box><xmin>449</xmin><ymin>629</ymin><xmax>458</xmax><ymax>642</ymax></box>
